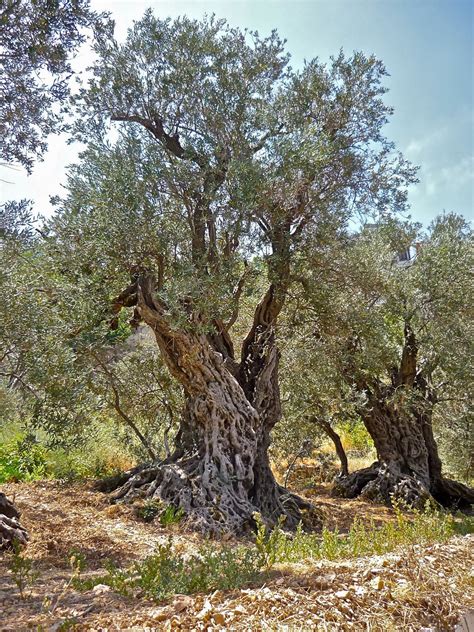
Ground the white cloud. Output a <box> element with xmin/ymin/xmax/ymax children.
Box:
<box><xmin>405</xmin><ymin>126</ymin><xmax>449</xmax><ymax>157</ymax></box>
<box><xmin>440</xmin><ymin>156</ymin><xmax>474</xmax><ymax>187</ymax></box>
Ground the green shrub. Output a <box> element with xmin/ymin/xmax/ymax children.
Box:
<box><xmin>0</xmin><ymin>433</ymin><xmax>48</xmax><ymax>482</ymax></box>
<box><xmin>74</xmin><ymin>503</ymin><xmax>472</xmax><ymax>605</ymax></box>
<box><xmin>77</xmin><ymin>538</ymin><xmax>262</xmax><ymax>601</ymax></box>
<box><xmin>8</xmin><ymin>540</ymin><xmax>39</xmax><ymax>599</ymax></box>
<box><xmin>159</xmin><ymin>504</ymin><xmax>185</xmax><ymax>527</ymax></box>
<box><xmin>337</xmin><ymin>419</ymin><xmax>373</xmax><ymax>453</ymax></box>
<box><xmin>135</xmin><ymin>502</ymin><xmax>185</xmax><ymax>525</ymax></box>
<box><xmin>254</xmin><ymin>513</ymin><xmax>286</xmax><ymax>569</ymax></box>
<box><xmin>255</xmin><ymin>500</ymin><xmax>473</xmax><ymax>565</ymax></box>
<box><xmin>136</xmin><ymin>500</ymin><xmax>161</xmax><ymax>523</ymax></box>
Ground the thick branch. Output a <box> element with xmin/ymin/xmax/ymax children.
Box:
<box><xmin>111</xmin><ymin>114</ymin><xmax>206</xmax><ymax>168</ymax></box>
<box><xmin>225</xmin><ymin>264</ymin><xmax>250</xmax><ymax>331</ymax></box>
<box><xmin>396</xmin><ymin>320</ymin><xmax>418</xmax><ymax>387</ymax></box>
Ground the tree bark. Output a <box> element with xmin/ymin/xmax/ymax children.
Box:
<box><xmin>109</xmin><ymin>274</ymin><xmax>316</xmax><ymax>534</ymax></box>
<box><xmin>238</xmin><ymin>287</ymin><xmax>316</xmax><ymax>528</ymax></box>
<box><xmin>334</xmin><ymin>322</ymin><xmax>474</xmax><ymax>509</ymax></box>
<box><xmin>333</xmin><ymin>387</ymin><xmax>474</xmax><ymax>509</ymax></box>
<box><xmin>0</xmin><ymin>493</ymin><xmax>28</xmax><ymax>551</ymax></box>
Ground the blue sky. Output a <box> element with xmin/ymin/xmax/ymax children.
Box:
<box><xmin>1</xmin><ymin>0</ymin><xmax>472</xmax><ymax>225</ymax></box>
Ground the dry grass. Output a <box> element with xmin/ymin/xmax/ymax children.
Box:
<box><xmin>0</xmin><ymin>480</ymin><xmax>472</xmax><ymax>631</ymax></box>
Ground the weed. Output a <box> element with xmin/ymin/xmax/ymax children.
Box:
<box><xmin>254</xmin><ymin>500</ymin><xmax>473</xmax><ymax>565</ymax></box>
<box><xmin>0</xmin><ymin>434</ymin><xmax>48</xmax><ymax>483</ymax></box>
<box><xmin>136</xmin><ymin>501</ymin><xmax>185</xmax><ymax>526</ymax></box>
<box><xmin>8</xmin><ymin>540</ymin><xmax>39</xmax><ymax>599</ymax></box>
<box><xmin>73</xmin><ymin>503</ymin><xmax>473</xmax><ymax>606</ymax></box>
<box><xmin>41</xmin><ymin>550</ymin><xmax>87</xmax><ymax>616</ymax></box>
<box><xmin>254</xmin><ymin>513</ymin><xmax>286</xmax><ymax>570</ymax></box>
<box><xmin>77</xmin><ymin>537</ymin><xmax>262</xmax><ymax>602</ymax></box>
<box><xmin>159</xmin><ymin>504</ymin><xmax>185</xmax><ymax>527</ymax></box>
<box><xmin>136</xmin><ymin>500</ymin><xmax>161</xmax><ymax>522</ymax></box>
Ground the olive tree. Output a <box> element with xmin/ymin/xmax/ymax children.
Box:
<box><xmin>295</xmin><ymin>215</ymin><xmax>473</xmax><ymax>508</ymax></box>
<box><xmin>46</xmin><ymin>13</ymin><xmax>416</xmax><ymax>534</ymax></box>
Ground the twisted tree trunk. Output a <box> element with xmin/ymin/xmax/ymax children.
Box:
<box><xmin>334</xmin><ymin>324</ymin><xmax>474</xmax><ymax>509</ymax></box>
<box><xmin>109</xmin><ymin>275</ymin><xmax>315</xmax><ymax>534</ymax></box>
<box><xmin>333</xmin><ymin>386</ymin><xmax>474</xmax><ymax>509</ymax></box>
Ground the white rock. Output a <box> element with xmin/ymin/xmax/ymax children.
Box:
<box><xmin>92</xmin><ymin>583</ymin><xmax>111</xmax><ymax>594</ymax></box>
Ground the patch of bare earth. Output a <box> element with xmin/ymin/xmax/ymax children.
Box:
<box><xmin>0</xmin><ymin>480</ymin><xmax>472</xmax><ymax>631</ymax></box>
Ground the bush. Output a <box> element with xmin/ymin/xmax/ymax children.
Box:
<box><xmin>337</xmin><ymin>419</ymin><xmax>373</xmax><ymax>453</ymax></box>
<box><xmin>77</xmin><ymin>539</ymin><xmax>262</xmax><ymax>601</ymax></box>
<box><xmin>0</xmin><ymin>433</ymin><xmax>48</xmax><ymax>482</ymax></box>
<box><xmin>74</xmin><ymin>503</ymin><xmax>473</xmax><ymax>605</ymax></box>
<box><xmin>254</xmin><ymin>501</ymin><xmax>473</xmax><ymax>564</ymax></box>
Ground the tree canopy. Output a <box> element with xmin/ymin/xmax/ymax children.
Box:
<box><xmin>0</xmin><ymin>0</ymin><xmax>104</xmax><ymax>171</ymax></box>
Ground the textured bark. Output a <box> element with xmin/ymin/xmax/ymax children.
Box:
<box><xmin>109</xmin><ymin>274</ymin><xmax>316</xmax><ymax>534</ymax></box>
<box><xmin>333</xmin><ymin>390</ymin><xmax>474</xmax><ymax>509</ymax></box>
<box><xmin>334</xmin><ymin>322</ymin><xmax>474</xmax><ymax>509</ymax></box>
<box><xmin>238</xmin><ymin>286</ymin><xmax>316</xmax><ymax>528</ymax></box>
<box><xmin>0</xmin><ymin>493</ymin><xmax>28</xmax><ymax>551</ymax></box>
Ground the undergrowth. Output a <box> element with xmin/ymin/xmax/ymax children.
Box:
<box><xmin>255</xmin><ymin>501</ymin><xmax>473</xmax><ymax>564</ymax></box>
<box><xmin>74</xmin><ymin>503</ymin><xmax>473</xmax><ymax>603</ymax></box>
<box><xmin>8</xmin><ymin>540</ymin><xmax>39</xmax><ymax>599</ymax></box>
<box><xmin>75</xmin><ymin>539</ymin><xmax>261</xmax><ymax>601</ymax></box>
<box><xmin>0</xmin><ymin>428</ymin><xmax>132</xmax><ymax>483</ymax></box>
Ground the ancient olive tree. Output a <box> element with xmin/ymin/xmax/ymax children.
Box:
<box><xmin>50</xmin><ymin>13</ymin><xmax>416</xmax><ymax>534</ymax></box>
<box><xmin>294</xmin><ymin>216</ymin><xmax>473</xmax><ymax>508</ymax></box>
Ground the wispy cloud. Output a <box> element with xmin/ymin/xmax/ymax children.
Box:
<box><xmin>405</xmin><ymin>126</ymin><xmax>449</xmax><ymax>157</ymax></box>
<box><xmin>423</xmin><ymin>156</ymin><xmax>473</xmax><ymax>197</ymax></box>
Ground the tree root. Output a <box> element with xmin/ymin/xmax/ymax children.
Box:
<box><xmin>332</xmin><ymin>462</ymin><xmax>474</xmax><ymax>511</ymax></box>
<box><xmin>102</xmin><ymin>460</ymin><xmax>320</xmax><ymax>536</ymax></box>
<box><xmin>0</xmin><ymin>493</ymin><xmax>28</xmax><ymax>551</ymax></box>
<box><xmin>331</xmin><ymin>462</ymin><xmax>431</xmax><ymax>508</ymax></box>
<box><xmin>433</xmin><ymin>477</ymin><xmax>474</xmax><ymax>510</ymax></box>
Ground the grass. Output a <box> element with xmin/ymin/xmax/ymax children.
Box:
<box><xmin>74</xmin><ymin>502</ymin><xmax>473</xmax><ymax>603</ymax></box>
<box><xmin>257</xmin><ymin>501</ymin><xmax>473</xmax><ymax>564</ymax></box>
<box><xmin>135</xmin><ymin>501</ymin><xmax>185</xmax><ymax>526</ymax></box>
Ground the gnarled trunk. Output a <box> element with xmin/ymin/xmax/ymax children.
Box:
<box><xmin>334</xmin><ymin>323</ymin><xmax>474</xmax><ymax>510</ymax></box>
<box><xmin>239</xmin><ymin>289</ymin><xmax>317</xmax><ymax>529</ymax></box>
<box><xmin>0</xmin><ymin>493</ymin><xmax>28</xmax><ymax>551</ymax></box>
<box><xmin>110</xmin><ymin>275</ymin><xmax>315</xmax><ymax>534</ymax></box>
<box><xmin>333</xmin><ymin>389</ymin><xmax>474</xmax><ymax>509</ymax></box>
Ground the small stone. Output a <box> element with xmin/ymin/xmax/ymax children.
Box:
<box><xmin>150</xmin><ymin>606</ymin><xmax>173</xmax><ymax>621</ymax></box>
<box><xmin>212</xmin><ymin>612</ymin><xmax>226</xmax><ymax>625</ymax></box>
<box><xmin>196</xmin><ymin>599</ymin><xmax>213</xmax><ymax>621</ymax></box>
<box><xmin>173</xmin><ymin>595</ymin><xmax>193</xmax><ymax>612</ymax></box>
<box><xmin>335</xmin><ymin>590</ymin><xmax>350</xmax><ymax>599</ymax></box>
<box><xmin>370</xmin><ymin>576</ymin><xmax>384</xmax><ymax>590</ymax></box>
<box><xmin>92</xmin><ymin>583</ymin><xmax>111</xmax><ymax>594</ymax></box>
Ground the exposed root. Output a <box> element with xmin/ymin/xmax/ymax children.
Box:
<box><xmin>0</xmin><ymin>492</ymin><xmax>28</xmax><ymax>551</ymax></box>
<box><xmin>104</xmin><ymin>460</ymin><xmax>319</xmax><ymax>536</ymax></box>
<box><xmin>332</xmin><ymin>462</ymin><xmax>431</xmax><ymax>508</ymax></box>
<box><xmin>332</xmin><ymin>462</ymin><xmax>474</xmax><ymax>511</ymax></box>
<box><xmin>433</xmin><ymin>477</ymin><xmax>474</xmax><ymax>510</ymax></box>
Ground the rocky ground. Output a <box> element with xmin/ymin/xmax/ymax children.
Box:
<box><xmin>0</xmin><ymin>480</ymin><xmax>472</xmax><ymax>631</ymax></box>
